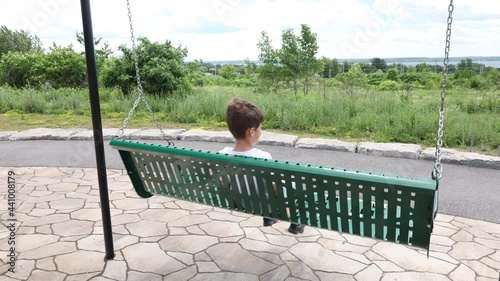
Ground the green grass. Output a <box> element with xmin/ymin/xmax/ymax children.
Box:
<box><xmin>0</xmin><ymin>85</ymin><xmax>498</xmax><ymax>155</ymax></box>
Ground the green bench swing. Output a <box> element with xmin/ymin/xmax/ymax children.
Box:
<box><xmin>111</xmin><ymin>0</ymin><xmax>455</xmax><ymax>253</ymax></box>
<box><xmin>110</xmin><ymin>138</ymin><xmax>438</xmax><ymax>250</ymax></box>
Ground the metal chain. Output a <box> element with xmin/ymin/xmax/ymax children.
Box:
<box><xmin>433</xmin><ymin>0</ymin><xmax>454</xmax><ymax>180</ymax></box>
<box><xmin>118</xmin><ymin>0</ymin><xmax>173</xmax><ymax>146</ymax></box>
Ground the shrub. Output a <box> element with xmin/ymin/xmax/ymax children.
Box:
<box><xmin>386</xmin><ymin>68</ymin><xmax>399</xmax><ymax>81</ymax></box>
<box><xmin>43</xmin><ymin>45</ymin><xmax>87</xmax><ymax>88</ymax></box>
<box><xmin>0</xmin><ymin>51</ymin><xmax>45</xmax><ymax>87</ymax></box>
<box><xmin>377</xmin><ymin>80</ymin><xmax>401</xmax><ymax>91</ymax></box>
<box><xmin>219</xmin><ymin>64</ymin><xmax>237</xmax><ymax>80</ymax></box>
<box><xmin>100</xmin><ymin>37</ymin><xmax>192</xmax><ymax>96</ymax></box>
<box><xmin>366</xmin><ymin>70</ymin><xmax>386</xmax><ymax>86</ymax></box>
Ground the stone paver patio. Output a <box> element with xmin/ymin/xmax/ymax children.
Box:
<box><xmin>1</xmin><ymin>166</ymin><xmax>499</xmax><ymax>281</ymax></box>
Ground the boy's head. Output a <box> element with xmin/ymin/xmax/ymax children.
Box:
<box><xmin>226</xmin><ymin>98</ymin><xmax>263</xmax><ymax>140</ymax></box>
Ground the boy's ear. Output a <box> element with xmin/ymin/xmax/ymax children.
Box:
<box><xmin>246</xmin><ymin>127</ymin><xmax>255</xmax><ymax>137</ymax></box>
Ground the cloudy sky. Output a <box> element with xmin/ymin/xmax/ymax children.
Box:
<box><xmin>2</xmin><ymin>0</ymin><xmax>499</xmax><ymax>61</ymax></box>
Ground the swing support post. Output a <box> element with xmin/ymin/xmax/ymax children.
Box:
<box><xmin>80</xmin><ymin>0</ymin><xmax>115</xmax><ymax>260</ymax></box>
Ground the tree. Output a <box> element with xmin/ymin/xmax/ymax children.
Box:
<box><xmin>257</xmin><ymin>31</ymin><xmax>279</xmax><ymax>65</ymax></box>
<box><xmin>186</xmin><ymin>59</ymin><xmax>207</xmax><ymax>73</ymax></box>
<box><xmin>186</xmin><ymin>59</ymin><xmax>206</xmax><ymax>87</ymax></box>
<box><xmin>100</xmin><ymin>37</ymin><xmax>191</xmax><ymax>96</ymax></box>
<box><xmin>453</xmin><ymin>68</ymin><xmax>476</xmax><ymax>80</ymax></box>
<box><xmin>389</xmin><ymin>63</ymin><xmax>408</xmax><ymax>74</ymax></box>
<box><xmin>0</xmin><ymin>44</ymin><xmax>86</xmax><ymax>89</ymax></box>
<box><xmin>277</xmin><ymin>24</ymin><xmax>322</xmax><ymax>95</ymax></box>
<box><xmin>336</xmin><ymin>63</ymin><xmax>368</xmax><ymax>99</ymax></box>
<box><xmin>44</xmin><ymin>44</ymin><xmax>87</xmax><ymax>88</ymax></box>
<box><xmin>451</xmin><ymin>67</ymin><xmax>478</xmax><ymax>89</ymax></box>
<box><xmin>378</xmin><ymin>80</ymin><xmax>401</xmax><ymax>91</ymax></box>
<box><xmin>279</xmin><ymin>28</ymin><xmax>301</xmax><ymax>93</ymax></box>
<box><xmin>485</xmin><ymin>66</ymin><xmax>500</xmax><ymax>89</ymax></box>
<box><xmin>447</xmin><ymin>64</ymin><xmax>457</xmax><ymax>74</ymax></box>
<box><xmin>370</xmin><ymin>58</ymin><xmax>387</xmax><ymax>72</ymax></box>
<box><xmin>0</xmin><ymin>51</ymin><xmax>44</xmax><ymax>87</ymax></box>
<box><xmin>76</xmin><ymin>31</ymin><xmax>113</xmax><ymax>71</ymax></box>
<box><xmin>358</xmin><ymin>62</ymin><xmax>375</xmax><ymax>74</ymax></box>
<box><xmin>219</xmin><ymin>64</ymin><xmax>237</xmax><ymax>79</ymax></box>
<box><xmin>416</xmin><ymin>63</ymin><xmax>432</xmax><ymax>73</ymax></box>
<box><xmin>457</xmin><ymin>58</ymin><xmax>473</xmax><ymax>70</ymax></box>
<box><xmin>256</xmin><ymin>31</ymin><xmax>282</xmax><ymax>92</ymax></box>
<box><xmin>342</xmin><ymin>61</ymin><xmax>352</xmax><ymax>73</ymax></box>
<box><xmin>366</xmin><ymin>70</ymin><xmax>386</xmax><ymax>86</ymax></box>
<box><xmin>321</xmin><ymin>57</ymin><xmax>341</xmax><ymax>78</ymax></box>
<box><xmin>387</xmin><ymin>68</ymin><xmax>399</xmax><ymax>81</ymax></box>
<box><xmin>298</xmin><ymin>24</ymin><xmax>323</xmax><ymax>95</ymax></box>
<box><xmin>257</xmin><ymin>24</ymin><xmax>322</xmax><ymax>95</ymax></box>
<box><xmin>0</xmin><ymin>26</ymin><xmax>43</xmax><ymax>57</ymax></box>
<box><xmin>243</xmin><ymin>58</ymin><xmax>257</xmax><ymax>77</ymax></box>
<box><xmin>345</xmin><ymin>63</ymin><xmax>367</xmax><ymax>86</ymax></box>
<box><xmin>457</xmin><ymin>58</ymin><xmax>484</xmax><ymax>75</ymax></box>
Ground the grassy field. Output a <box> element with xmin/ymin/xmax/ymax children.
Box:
<box><xmin>0</xmin><ymin>85</ymin><xmax>498</xmax><ymax>155</ymax></box>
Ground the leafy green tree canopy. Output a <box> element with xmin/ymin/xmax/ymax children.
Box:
<box><xmin>76</xmin><ymin>31</ymin><xmax>113</xmax><ymax>71</ymax></box>
<box><xmin>0</xmin><ymin>51</ymin><xmax>44</xmax><ymax>87</ymax></box>
<box><xmin>416</xmin><ymin>63</ymin><xmax>432</xmax><ymax>73</ymax></box>
<box><xmin>0</xmin><ymin>26</ymin><xmax>43</xmax><ymax>57</ymax></box>
<box><xmin>0</xmin><ymin>44</ymin><xmax>86</xmax><ymax>89</ymax></box>
<box><xmin>44</xmin><ymin>44</ymin><xmax>87</xmax><ymax>88</ymax></box>
<box><xmin>298</xmin><ymin>24</ymin><xmax>323</xmax><ymax>94</ymax></box>
<box><xmin>279</xmin><ymin>27</ymin><xmax>301</xmax><ymax>92</ymax></box>
<box><xmin>257</xmin><ymin>24</ymin><xmax>322</xmax><ymax>94</ymax></box>
<box><xmin>244</xmin><ymin>58</ymin><xmax>257</xmax><ymax>77</ymax></box>
<box><xmin>457</xmin><ymin>58</ymin><xmax>473</xmax><ymax>70</ymax></box>
<box><xmin>256</xmin><ymin>31</ymin><xmax>282</xmax><ymax>91</ymax></box>
<box><xmin>100</xmin><ymin>37</ymin><xmax>191</xmax><ymax>96</ymax></box>
<box><xmin>219</xmin><ymin>64</ymin><xmax>237</xmax><ymax>79</ymax></box>
<box><xmin>321</xmin><ymin>57</ymin><xmax>341</xmax><ymax>78</ymax></box>
<box><xmin>387</xmin><ymin>68</ymin><xmax>399</xmax><ymax>81</ymax></box>
<box><xmin>370</xmin><ymin>58</ymin><xmax>387</xmax><ymax>72</ymax></box>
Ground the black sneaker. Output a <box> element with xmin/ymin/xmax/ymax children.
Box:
<box><xmin>288</xmin><ymin>223</ymin><xmax>305</xmax><ymax>234</ymax></box>
<box><xmin>263</xmin><ymin>218</ymin><xmax>279</xmax><ymax>226</ymax></box>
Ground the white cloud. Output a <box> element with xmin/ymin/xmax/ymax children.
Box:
<box><xmin>1</xmin><ymin>0</ymin><xmax>498</xmax><ymax>61</ymax></box>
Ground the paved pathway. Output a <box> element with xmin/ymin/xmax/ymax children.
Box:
<box><xmin>1</xmin><ymin>166</ymin><xmax>499</xmax><ymax>281</ymax></box>
<box><xmin>2</xmin><ymin>138</ymin><xmax>499</xmax><ymax>224</ymax></box>
<box><xmin>1</xmin><ymin>128</ymin><xmax>499</xmax><ymax>170</ymax></box>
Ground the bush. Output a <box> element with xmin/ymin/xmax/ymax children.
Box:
<box><xmin>0</xmin><ymin>45</ymin><xmax>86</xmax><ymax>89</ymax></box>
<box><xmin>100</xmin><ymin>37</ymin><xmax>192</xmax><ymax>96</ymax></box>
<box><xmin>400</xmin><ymin>72</ymin><xmax>441</xmax><ymax>90</ymax></box>
<box><xmin>203</xmin><ymin>76</ymin><xmax>256</xmax><ymax>87</ymax></box>
<box><xmin>219</xmin><ymin>64</ymin><xmax>237</xmax><ymax>80</ymax></box>
<box><xmin>469</xmin><ymin>76</ymin><xmax>488</xmax><ymax>90</ymax></box>
<box><xmin>386</xmin><ymin>68</ymin><xmax>399</xmax><ymax>81</ymax></box>
<box><xmin>366</xmin><ymin>70</ymin><xmax>386</xmax><ymax>86</ymax></box>
<box><xmin>43</xmin><ymin>45</ymin><xmax>87</xmax><ymax>88</ymax></box>
<box><xmin>100</xmin><ymin>57</ymin><xmax>133</xmax><ymax>95</ymax></box>
<box><xmin>377</xmin><ymin>80</ymin><xmax>401</xmax><ymax>91</ymax></box>
<box><xmin>0</xmin><ymin>51</ymin><xmax>45</xmax><ymax>87</ymax></box>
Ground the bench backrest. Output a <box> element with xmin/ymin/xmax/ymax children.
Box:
<box><xmin>110</xmin><ymin>139</ymin><xmax>437</xmax><ymax>249</ymax></box>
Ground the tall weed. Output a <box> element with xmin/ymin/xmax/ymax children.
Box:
<box><xmin>0</xmin><ymin>85</ymin><xmax>498</xmax><ymax>153</ymax></box>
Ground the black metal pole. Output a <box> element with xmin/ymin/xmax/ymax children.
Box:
<box><xmin>80</xmin><ymin>0</ymin><xmax>115</xmax><ymax>260</ymax></box>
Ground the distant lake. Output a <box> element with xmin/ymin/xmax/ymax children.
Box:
<box><xmin>209</xmin><ymin>59</ymin><xmax>500</xmax><ymax>68</ymax></box>
<box><xmin>398</xmin><ymin>60</ymin><xmax>500</xmax><ymax>68</ymax></box>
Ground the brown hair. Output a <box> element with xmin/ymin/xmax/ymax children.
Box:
<box><xmin>226</xmin><ymin>98</ymin><xmax>263</xmax><ymax>139</ymax></box>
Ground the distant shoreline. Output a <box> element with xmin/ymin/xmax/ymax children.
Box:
<box><xmin>201</xmin><ymin>56</ymin><xmax>500</xmax><ymax>67</ymax></box>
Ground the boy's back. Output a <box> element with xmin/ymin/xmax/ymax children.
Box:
<box><xmin>220</xmin><ymin>98</ymin><xmax>305</xmax><ymax>234</ymax></box>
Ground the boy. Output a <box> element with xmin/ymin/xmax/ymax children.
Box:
<box><xmin>219</xmin><ymin>98</ymin><xmax>305</xmax><ymax>234</ymax></box>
